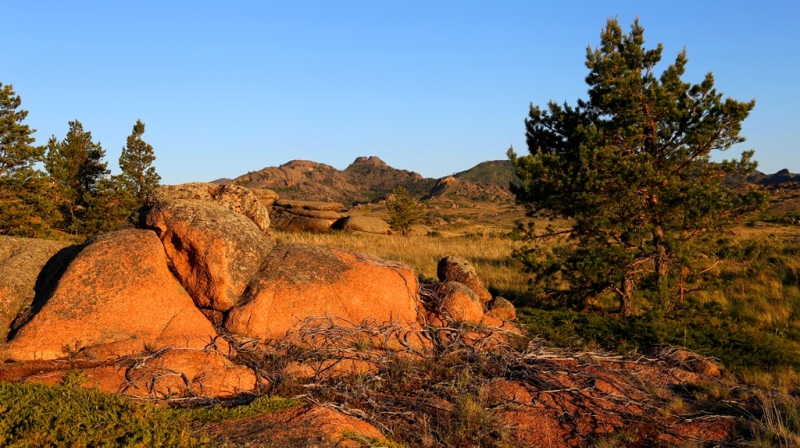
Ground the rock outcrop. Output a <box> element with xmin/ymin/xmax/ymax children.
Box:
<box><xmin>0</xmin><ymin>177</ymin><xmax>744</xmax><ymax>447</ymax></box>
<box><xmin>0</xmin><ymin>236</ymin><xmax>69</xmax><ymax>340</ymax></box>
<box><xmin>333</xmin><ymin>215</ymin><xmax>391</xmax><ymax>235</ymax></box>
<box><xmin>144</xmin><ymin>199</ymin><xmax>275</xmax><ymax>314</ymax></box>
<box><xmin>146</xmin><ymin>182</ymin><xmax>271</xmax><ymax>233</ymax></box>
<box><xmin>3</xmin><ymin>230</ymin><xmax>222</xmax><ymax>361</ymax></box>
<box><xmin>225</xmin><ymin>243</ymin><xmax>419</xmax><ymax>341</ymax></box>
<box><xmin>250</xmin><ymin>187</ymin><xmax>280</xmax><ymax>206</ymax></box>
<box><xmin>9</xmin><ymin>349</ymin><xmax>256</xmax><ymax>400</ymax></box>
<box><xmin>270</xmin><ymin>200</ymin><xmax>345</xmax><ymax>232</ymax></box>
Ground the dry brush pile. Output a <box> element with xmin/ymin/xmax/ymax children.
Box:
<box><xmin>222</xmin><ymin>290</ymin><xmax>752</xmax><ymax>447</ymax></box>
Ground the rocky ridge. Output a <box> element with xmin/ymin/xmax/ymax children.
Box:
<box><xmin>223</xmin><ymin>156</ymin><xmax>511</xmax><ymax>205</ymax></box>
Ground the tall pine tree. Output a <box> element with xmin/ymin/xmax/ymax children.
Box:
<box><xmin>509</xmin><ymin>19</ymin><xmax>768</xmax><ymax>315</ymax></box>
<box><xmin>0</xmin><ymin>83</ymin><xmax>58</xmax><ymax>237</ymax></box>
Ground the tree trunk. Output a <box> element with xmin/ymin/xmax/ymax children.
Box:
<box><xmin>620</xmin><ymin>277</ymin><xmax>634</xmax><ymax>317</ymax></box>
<box><xmin>653</xmin><ymin>226</ymin><xmax>669</xmax><ymax>281</ymax></box>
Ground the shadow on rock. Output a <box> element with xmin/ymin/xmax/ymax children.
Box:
<box><xmin>6</xmin><ymin>243</ymin><xmax>85</xmax><ymax>341</ymax></box>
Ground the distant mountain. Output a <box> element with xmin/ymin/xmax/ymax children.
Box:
<box><xmin>424</xmin><ymin>160</ymin><xmax>516</xmax><ymax>201</ymax></box>
<box><xmin>725</xmin><ymin>168</ymin><xmax>799</xmax><ymax>188</ymax></box>
<box><xmin>227</xmin><ymin>157</ymin><xmax>434</xmax><ymax>205</ymax></box>
<box><xmin>223</xmin><ymin>156</ymin><xmax>513</xmax><ymax>206</ymax></box>
<box><xmin>753</xmin><ymin>169</ymin><xmax>799</xmax><ymax>186</ymax></box>
<box><xmin>341</xmin><ymin>156</ymin><xmax>435</xmax><ymax>201</ymax></box>
<box><xmin>748</xmin><ymin>169</ymin><xmax>800</xmax><ymax>217</ymax></box>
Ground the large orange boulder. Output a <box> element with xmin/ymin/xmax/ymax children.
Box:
<box><xmin>145</xmin><ymin>199</ymin><xmax>275</xmax><ymax>313</ymax></box>
<box><xmin>0</xmin><ymin>236</ymin><xmax>70</xmax><ymax>340</ymax></box>
<box><xmin>225</xmin><ymin>243</ymin><xmax>420</xmax><ymax>341</ymax></box>
<box><xmin>146</xmin><ymin>182</ymin><xmax>271</xmax><ymax>232</ymax></box>
<box><xmin>2</xmin><ymin>229</ymin><xmax>221</xmax><ymax>361</ymax></box>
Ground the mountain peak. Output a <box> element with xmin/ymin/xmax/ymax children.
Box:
<box><xmin>349</xmin><ymin>156</ymin><xmax>388</xmax><ymax>168</ymax></box>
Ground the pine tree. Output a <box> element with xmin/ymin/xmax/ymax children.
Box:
<box><xmin>508</xmin><ymin>19</ymin><xmax>768</xmax><ymax>316</ymax></box>
<box><xmin>44</xmin><ymin>120</ymin><xmax>109</xmax><ymax>233</ymax></box>
<box><xmin>387</xmin><ymin>186</ymin><xmax>425</xmax><ymax>236</ymax></box>
<box><xmin>118</xmin><ymin>119</ymin><xmax>160</xmax><ymax>202</ymax></box>
<box><xmin>0</xmin><ymin>83</ymin><xmax>58</xmax><ymax>237</ymax></box>
<box><xmin>0</xmin><ymin>83</ymin><xmax>39</xmax><ymax>177</ymax></box>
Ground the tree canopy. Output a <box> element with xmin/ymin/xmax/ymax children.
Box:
<box><xmin>508</xmin><ymin>18</ymin><xmax>768</xmax><ymax>315</ymax></box>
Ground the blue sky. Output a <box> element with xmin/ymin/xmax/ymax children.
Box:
<box><xmin>4</xmin><ymin>1</ymin><xmax>798</xmax><ymax>184</ymax></box>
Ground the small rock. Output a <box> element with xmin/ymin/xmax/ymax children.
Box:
<box><xmin>121</xmin><ymin>349</ymin><xmax>258</xmax><ymax>398</ymax></box>
<box><xmin>270</xmin><ymin>209</ymin><xmax>338</xmax><ymax>232</ymax></box>
<box><xmin>487</xmin><ymin>296</ymin><xmax>516</xmax><ymax>321</ymax></box>
<box><xmin>204</xmin><ymin>404</ymin><xmax>384</xmax><ymax>447</ymax></box>
<box><xmin>334</xmin><ymin>215</ymin><xmax>391</xmax><ymax>235</ymax></box>
<box><xmin>250</xmin><ymin>188</ymin><xmax>280</xmax><ymax>206</ymax></box>
<box><xmin>437</xmin><ymin>255</ymin><xmax>493</xmax><ymax>302</ymax></box>
<box><xmin>439</xmin><ymin>281</ymin><xmax>485</xmax><ymax>324</ymax></box>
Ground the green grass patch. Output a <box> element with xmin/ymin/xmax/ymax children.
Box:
<box><xmin>518</xmin><ymin>305</ymin><xmax>800</xmax><ymax>372</ymax></box>
<box><xmin>0</xmin><ymin>381</ymin><xmax>297</xmax><ymax>447</ymax></box>
<box><xmin>0</xmin><ymin>381</ymin><xmax>204</xmax><ymax>447</ymax></box>
<box><xmin>178</xmin><ymin>395</ymin><xmax>298</xmax><ymax>424</ymax></box>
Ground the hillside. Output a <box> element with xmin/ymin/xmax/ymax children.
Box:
<box><xmin>226</xmin><ymin>156</ymin><xmax>510</xmax><ymax>206</ymax></box>
<box><xmin>452</xmin><ymin>159</ymin><xmax>517</xmax><ymax>186</ymax></box>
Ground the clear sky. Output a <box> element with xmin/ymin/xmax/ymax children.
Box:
<box><xmin>4</xmin><ymin>1</ymin><xmax>798</xmax><ymax>184</ymax></box>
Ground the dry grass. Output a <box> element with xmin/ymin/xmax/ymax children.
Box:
<box><xmin>273</xmin><ymin>230</ymin><xmax>529</xmax><ymax>294</ymax></box>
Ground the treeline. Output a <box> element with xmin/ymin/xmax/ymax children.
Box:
<box><xmin>0</xmin><ymin>82</ymin><xmax>160</xmax><ymax>239</ymax></box>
